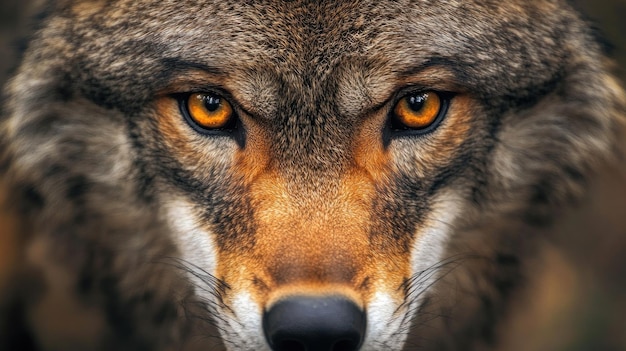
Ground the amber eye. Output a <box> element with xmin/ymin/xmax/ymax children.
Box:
<box><xmin>392</xmin><ymin>91</ymin><xmax>444</xmax><ymax>131</ymax></box>
<box><xmin>183</xmin><ymin>93</ymin><xmax>234</xmax><ymax>130</ymax></box>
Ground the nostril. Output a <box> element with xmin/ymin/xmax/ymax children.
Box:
<box><xmin>332</xmin><ymin>339</ymin><xmax>359</xmax><ymax>351</ymax></box>
<box><xmin>263</xmin><ymin>296</ymin><xmax>366</xmax><ymax>351</ymax></box>
<box><xmin>277</xmin><ymin>340</ymin><xmax>306</xmax><ymax>351</ymax></box>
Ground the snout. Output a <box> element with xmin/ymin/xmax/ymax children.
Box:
<box><xmin>263</xmin><ymin>296</ymin><xmax>367</xmax><ymax>351</ymax></box>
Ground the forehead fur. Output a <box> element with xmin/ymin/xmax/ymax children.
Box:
<box><xmin>44</xmin><ymin>0</ymin><xmax>590</xmax><ymax>104</ymax></box>
<box><xmin>19</xmin><ymin>0</ymin><xmax>595</xmax><ymax>191</ymax></box>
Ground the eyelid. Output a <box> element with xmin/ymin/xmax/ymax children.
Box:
<box><xmin>170</xmin><ymin>85</ymin><xmax>235</xmax><ymax>102</ymax></box>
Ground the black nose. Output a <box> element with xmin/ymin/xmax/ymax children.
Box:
<box><xmin>263</xmin><ymin>296</ymin><xmax>367</xmax><ymax>351</ymax></box>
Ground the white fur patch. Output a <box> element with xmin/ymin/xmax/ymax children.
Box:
<box><xmin>164</xmin><ymin>199</ymin><xmax>218</xmax><ymax>299</ymax></box>
<box><xmin>165</xmin><ymin>199</ymin><xmax>269</xmax><ymax>351</ymax></box>
<box><xmin>165</xmin><ymin>195</ymin><xmax>460</xmax><ymax>351</ymax></box>
<box><xmin>224</xmin><ymin>291</ymin><xmax>271</xmax><ymax>351</ymax></box>
<box><xmin>410</xmin><ymin>193</ymin><xmax>460</xmax><ymax>286</ymax></box>
<box><xmin>362</xmin><ymin>291</ymin><xmax>407</xmax><ymax>351</ymax></box>
<box><xmin>406</xmin><ymin>192</ymin><xmax>461</xmax><ymax>323</ymax></box>
<box><xmin>359</xmin><ymin>193</ymin><xmax>461</xmax><ymax>351</ymax></box>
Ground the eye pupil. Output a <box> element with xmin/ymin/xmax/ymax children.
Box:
<box><xmin>408</xmin><ymin>94</ymin><xmax>426</xmax><ymax>111</ymax></box>
<box><xmin>204</xmin><ymin>96</ymin><xmax>221</xmax><ymax>112</ymax></box>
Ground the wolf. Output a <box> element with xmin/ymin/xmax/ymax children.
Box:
<box><xmin>1</xmin><ymin>0</ymin><xmax>625</xmax><ymax>350</ymax></box>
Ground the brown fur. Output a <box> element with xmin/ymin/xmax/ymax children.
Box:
<box><xmin>1</xmin><ymin>0</ymin><xmax>626</xmax><ymax>350</ymax></box>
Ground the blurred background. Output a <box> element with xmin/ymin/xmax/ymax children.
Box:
<box><xmin>1</xmin><ymin>0</ymin><xmax>626</xmax><ymax>87</ymax></box>
<box><xmin>573</xmin><ymin>0</ymin><xmax>626</xmax><ymax>82</ymax></box>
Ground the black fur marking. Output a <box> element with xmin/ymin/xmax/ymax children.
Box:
<box><xmin>493</xmin><ymin>253</ymin><xmax>521</xmax><ymax>293</ymax></box>
<box><xmin>371</xmin><ymin>174</ymin><xmax>430</xmax><ymax>253</ymax></box>
<box><xmin>147</xmin><ymin>135</ymin><xmax>258</xmax><ymax>252</ymax></box>
<box><xmin>489</xmin><ymin>67</ymin><xmax>566</xmax><ymax>112</ymax></box>
<box><xmin>564</xmin><ymin>165</ymin><xmax>586</xmax><ymax>183</ymax></box>
<box><xmin>101</xmin><ymin>278</ymin><xmax>137</xmax><ymax>343</ymax></box>
<box><xmin>126</xmin><ymin>118</ymin><xmax>156</xmax><ymax>203</ymax></box>
<box><xmin>53</xmin><ymin>76</ymin><xmax>74</xmax><ymax>102</ymax></box>
<box><xmin>43</xmin><ymin>163</ymin><xmax>69</xmax><ymax>178</ymax></box>
<box><xmin>21</xmin><ymin>184</ymin><xmax>45</xmax><ymax>209</ymax></box>
<box><xmin>65</xmin><ymin>175</ymin><xmax>89</xmax><ymax>201</ymax></box>
<box><xmin>79</xmin><ymin>77</ymin><xmax>120</xmax><ymax>111</ymax></box>
<box><xmin>427</xmin><ymin>153</ymin><xmax>473</xmax><ymax>197</ymax></box>
<box><xmin>17</xmin><ymin>112</ymin><xmax>62</xmax><ymax>137</ymax></box>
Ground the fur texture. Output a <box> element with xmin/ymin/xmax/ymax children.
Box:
<box><xmin>1</xmin><ymin>1</ymin><xmax>625</xmax><ymax>350</ymax></box>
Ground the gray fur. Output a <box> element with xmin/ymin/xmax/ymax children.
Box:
<box><xmin>1</xmin><ymin>0</ymin><xmax>625</xmax><ymax>350</ymax></box>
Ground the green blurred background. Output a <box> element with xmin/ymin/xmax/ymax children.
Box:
<box><xmin>1</xmin><ymin>0</ymin><xmax>625</xmax><ymax>87</ymax></box>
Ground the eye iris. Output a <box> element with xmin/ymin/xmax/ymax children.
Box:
<box><xmin>187</xmin><ymin>93</ymin><xmax>232</xmax><ymax>129</ymax></box>
<box><xmin>394</xmin><ymin>92</ymin><xmax>442</xmax><ymax>129</ymax></box>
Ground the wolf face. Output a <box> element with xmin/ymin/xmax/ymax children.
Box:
<box><xmin>1</xmin><ymin>1</ymin><xmax>625</xmax><ymax>351</ymax></box>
